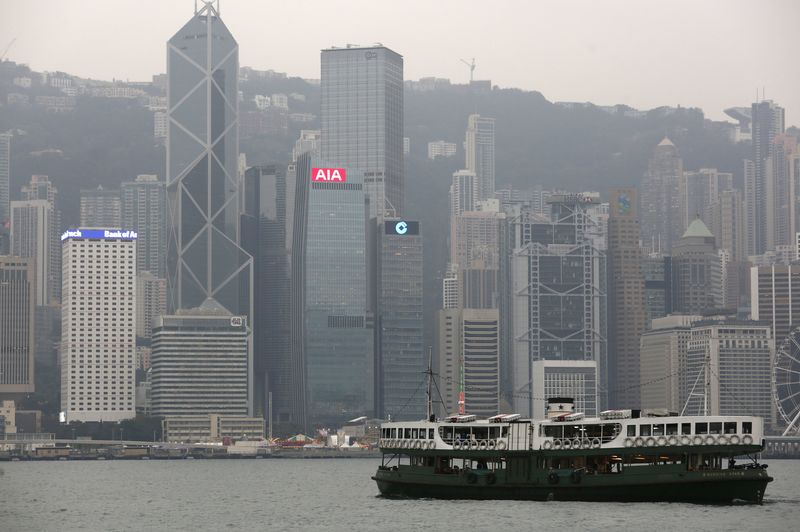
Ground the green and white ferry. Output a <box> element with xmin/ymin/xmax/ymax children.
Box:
<box><xmin>373</xmin><ymin>398</ymin><xmax>773</xmax><ymax>503</ymax></box>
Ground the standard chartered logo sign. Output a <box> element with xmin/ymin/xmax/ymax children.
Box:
<box><xmin>395</xmin><ymin>221</ymin><xmax>408</xmax><ymax>235</ymax></box>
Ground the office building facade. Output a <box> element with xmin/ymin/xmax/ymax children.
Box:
<box><xmin>751</xmin><ymin>264</ymin><xmax>800</xmax><ymax>346</ymax></box>
<box><xmin>61</xmin><ymin>229</ymin><xmax>137</xmax><ymax>422</ymax></box>
<box><xmin>375</xmin><ymin>219</ymin><xmax>424</xmax><ymax>420</ymax></box>
<box><xmin>122</xmin><ymin>174</ymin><xmax>167</xmax><ymax>278</ymax></box>
<box><xmin>151</xmin><ymin>306</ymin><xmax>249</xmax><ymax>417</ymax></box>
<box><xmin>510</xmin><ymin>194</ymin><xmax>607</xmax><ymax>416</ymax></box>
<box><xmin>304</xmin><ymin>161</ymin><xmax>373</xmax><ymax>424</ymax></box>
<box><xmin>80</xmin><ymin>186</ymin><xmax>121</xmax><ymax>228</ymax></box>
<box><xmin>0</xmin><ymin>256</ymin><xmax>35</xmax><ymax>396</ymax></box>
<box><xmin>746</xmin><ymin>100</ymin><xmax>785</xmax><ymax>255</ymax></box>
<box><xmin>640</xmin><ymin>138</ymin><xmax>684</xmax><ymax>253</ymax></box>
<box><xmin>671</xmin><ymin>218</ymin><xmax>722</xmax><ymax>314</ymax></box>
<box><xmin>606</xmin><ymin>188</ymin><xmax>646</xmax><ymax>408</ymax></box>
<box><xmin>10</xmin><ymin>199</ymin><xmax>55</xmax><ymax>306</ymax></box>
<box><xmin>136</xmin><ymin>271</ymin><xmax>166</xmax><ymax>340</ymax></box>
<box><xmin>321</xmin><ymin>45</ymin><xmax>404</xmax><ymax>219</ymax></box>
<box><xmin>0</xmin><ymin>133</ymin><xmax>9</xmax><ymax>226</ymax></box>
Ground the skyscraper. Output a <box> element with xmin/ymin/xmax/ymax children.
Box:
<box><xmin>640</xmin><ymin>138</ymin><xmax>684</xmax><ymax>253</ymax></box>
<box><xmin>321</xmin><ymin>45</ymin><xmax>404</xmax><ymax>219</ymax></box>
<box><xmin>465</xmin><ymin>114</ymin><xmax>496</xmax><ymax>201</ymax></box>
<box><xmin>10</xmin><ymin>199</ymin><xmax>55</xmax><ymax>306</ymax></box>
<box><xmin>136</xmin><ymin>271</ymin><xmax>167</xmax><ymax>340</ymax></box>
<box><xmin>751</xmin><ymin>264</ymin><xmax>800</xmax><ymax>346</ymax></box>
<box><xmin>0</xmin><ymin>133</ymin><xmax>10</xmax><ymax>227</ymax></box>
<box><xmin>240</xmin><ymin>164</ymin><xmax>297</xmax><ymax>423</ymax></box>
<box><xmin>510</xmin><ymin>194</ymin><xmax>606</xmax><ymax>416</ymax></box>
<box><xmin>746</xmin><ymin>100</ymin><xmax>785</xmax><ymax>255</ymax></box>
<box><xmin>80</xmin><ymin>185</ymin><xmax>121</xmax><ymax>228</ymax></box>
<box><xmin>166</xmin><ymin>1</ymin><xmax>252</xmax><ymax>321</ymax></box>
<box><xmin>121</xmin><ymin>174</ymin><xmax>166</xmax><ymax>278</ymax></box>
<box><xmin>607</xmin><ymin>188</ymin><xmax>645</xmax><ymax>408</ymax></box>
<box><xmin>0</xmin><ymin>256</ymin><xmax>35</xmax><ymax>397</ymax></box>
<box><xmin>303</xmin><ymin>159</ymin><xmax>373</xmax><ymax>425</ymax></box>
<box><xmin>375</xmin><ymin>219</ymin><xmax>424</xmax><ymax>420</ymax></box>
<box><xmin>671</xmin><ymin>218</ymin><xmax>722</xmax><ymax>314</ymax></box>
<box><xmin>18</xmin><ymin>175</ymin><xmax>60</xmax><ymax>303</ymax></box>
<box><xmin>61</xmin><ymin>228</ymin><xmax>137</xmax><ymax>422</ymax></box>
<box><xmin>683</xmin><ymin>168</ymin><xmax>733</xmax><ymax>228</ymax></box>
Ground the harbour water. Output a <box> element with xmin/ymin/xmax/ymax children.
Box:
<box><xmin>1</xmin><ymin>459</ymin><xmax>797</xmax><ymax>531</ymax></box>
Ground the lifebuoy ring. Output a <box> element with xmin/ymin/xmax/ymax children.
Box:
<box><xmin>581</xmin><ymin>439</ymin><xmax>591</xmax><ymax>450</ymax></box>
<box><xmin>454</xmin><ymin>440</ymin><xmax>463</xmax><ymax>450</ymax></box>
<box><xmin>414</xmin><ymin>440</ymin><xmax>422</xmax><ymax>449</ymax></box>
<box><xmin>680</xmin><ymin>435</ymin><xmax>691</xmax><ymax>446</ymax></box>
<box><xmin>562</xmin><ymin>439</ymin><xmax>572</xmax><ymax>450</ymax></box>
<box><xmin>496</xmin><ymin>440</ymin><xmax>507</xmax><ymax>450</ymax></box>
<box><xmin>743</xmin><ymin>435</ymin><xmax>753</xmax><ymax>445</ymax></box>
<box><xmin>693</xmin><ymin>436</ymin><xmax>703</xmax><ymax>446</ymax></box>
<box><xmin>543</xmin><ymin>440</ymin><xmax>553</xmax><ymax>450</ymax></box>
<box><xmin>718</xmin><ymin>435</ymin><xmax>729</xmax><ymax>445</ymax></box>
<box><xmin>656</xmin><ymin>436</ymin><xmax>667</xmax><ymax>447</ymax></box>
<box><xmin>553</xmin><ymin>439</ymin><xmax>563</xmax><ymax>449</ymax></box>
<box><xmin>487</xmin><ymin>439</ymin><xmax>497</xmax><ymax>450</ymax></box>
<box><xmin>667</xmin><ymin>435</ymin><xmax>679</xmax><ymax>446</ymax></box>
<box><xmin>624</xmin><ymin>438</ymin><xmax>634</xmax><ymax>448</ymax></box>
<box><xmin>572</xmin><ymin>438</ymin><xmax>581</xmax><ymax>449</ymax></box>
<box><xmin>634</xmin><ymin>437</ymin><xmax>644</xmax><ymax>447</ymax></box>
<box><xmin>401</xmin><ymin>440</ymin><xmax>409</xmax><ymax>449</ymax></box>
<box><xmin>468</xmin><ymin>440</ymin><xmax>478</xmax><ymax>451</ymax></box>
<box><xmin>645</xmin><ymin>437</ymin><xmax>656</xmax><ymax>447</ymax></box>
<box><xmin>427</xmin><ymin>440</ymin><xmax>436</xmax><ymax>450</ymax></box>
<box><xmin>478</xmin><ymin>440</ymin><xmax>488</xmax><ymax>451</ymax></box>
<box><xmin>591</xmin><ymin>438</ymin><xmax>601</xmax><ymax>449</ymax></box>
<box><xmin>705</xmin><ymin>435</ymin><xmax>716</xmax><ymax>446</ymax></box>
<box><xmin>730</xmin><ymin>435</ymin><xmax>741</xmax><ymax>445</ymax></box>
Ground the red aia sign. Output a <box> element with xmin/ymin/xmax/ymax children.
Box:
<box><xmin>311</xmin><ymin>167</ymin><xmax>347</xmax><ymax>182</ymax></box>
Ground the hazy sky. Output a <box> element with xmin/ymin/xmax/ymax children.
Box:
<box><xmin>4</xmin><ymin>0</ymin><xmax>798</xmax><ymax>122</ymax></box>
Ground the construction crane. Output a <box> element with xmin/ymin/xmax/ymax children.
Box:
<box><xmin>460</xmin><ymin>57</ymin><xmax>476</xmax><ymax>82</ymax></box>
<box><xmin>1</xmin><ymin>38</ymin><xmax>17</xmax><ymax>62</ymax></box>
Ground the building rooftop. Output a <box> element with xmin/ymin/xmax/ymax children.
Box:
<box><xmin>657</xmin><ymin>136</ymin><xmax>675</xmax><ymax>147</ymax></box>
<box><xmin>682</xmin><ymin>217</ymin><xmax>714</xmax><ymax>238</ymax></box>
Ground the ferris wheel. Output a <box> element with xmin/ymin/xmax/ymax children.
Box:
<box><xmin>773</xmin><ymin>327</ymin><xmax>800</xmax><ymax>435</ymax></box>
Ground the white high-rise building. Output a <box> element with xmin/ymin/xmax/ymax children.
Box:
<box><xmin>428</xmin><ymin>140</ymin><xmax>457</xmax><ymax>160</ymax></box>
<box><xmin>465</xmin><ymin>114</ymin><xmax>495</xmax><ymax>201</ymax></box>
<box><xmin>61</xmin><ymin>228</ymin><xmax>137</xmax><ymax>422</ymax></box>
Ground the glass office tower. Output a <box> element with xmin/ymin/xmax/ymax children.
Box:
<box><xmin>165</xmin><ymin>2</ymin><xmax>252</xmax><ymax>319</ymax></box>
<box><xmin>321</xmin><ymin>46</ymin><xmax>404</xmax><ymax>219</ymax></box>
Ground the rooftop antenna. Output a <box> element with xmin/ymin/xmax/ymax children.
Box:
<box><xmin>460</xmin><ymin>57</ymin><xmax>476</xmax><ymax>82</ymax></box>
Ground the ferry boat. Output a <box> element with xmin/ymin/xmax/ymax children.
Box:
<box><xmin>372</xmin><ymin>398</ymin><xmax>773</xmax><ymax>503</ymax></box>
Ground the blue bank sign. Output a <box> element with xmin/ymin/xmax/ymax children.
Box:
<box><xmin>61</xmin><ymin>229</ymin><xmax>138</xmax><ymax>241</ymax></box>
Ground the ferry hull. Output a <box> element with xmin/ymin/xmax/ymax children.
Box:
<box><xmin>372</xmin><ymin>470</ymin><xmax>772</xmax><ymax>503</ymax></box>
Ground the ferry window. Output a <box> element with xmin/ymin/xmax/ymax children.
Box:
<box><xmin>544</xmin><ymin>425</ymin><xmax>563</xmax><ymax>438</ymax></box>
<box><xmin>666</xmin><ymin>424</ymin><xmax>678</xmax><ymax>436</ymax></box>
<box><xmin>473</xmin><ymin>427</ymin><xmax>489</xmax><ymax>441</ymax></box>
<box><xmin>489</xmin><ymin>426</ymin><xmax>500</xmax><ymax>439</ymax></box>
<box><xmin>429</xmin><ymin>429</ymin><xmax>434</xmax><ymax>439</ymax></box>
<box><xmin>640</xmin><ymin>425</ymin><xmax>651</xmax><ymax>436</ymax></box>
<box><xmin>695</xmin><ymin>423</ymin><xmax>708</xmax><ymax>435</ymax></box>
<box><xmin>652</xmin><ymin>424</ymin><xmax>664</xmax><ymax>436</ymax></box>
<box><xmin>681</xmin><ymin>423</ymin><xmax>691</xmax><ymax>435</ymax></box>
<box><xmin>742</xmin><ymin>422</ymin><xmax>752</xmax><ymax>434</ymax></box>
<box><xmin>709</xmin><ymin>422</ymin><xmax>722</xmax><ymax>435</ymax></box>
<box><xmin>404</xmin><ymin>428</ymin><xmax>411</xmax><ymax>438</ymax></box>
<box><xmin>391</xmin><ymin>428</ymin><xmax>397</xmax><ymax>438</ymax></box>
<box><xmin>412</xmin><ymin>429</ymin><xmax>418</xmax><ymax>439</ymax></box>
<box><xmin>627</xmin><ymin>425</ymin><xmax>635</xmax><ymax>437</ymax></box>
<box><xmin>724</xmin><ymin>422</ymin><xmax>736</xmax><ymax>434</ymax></box>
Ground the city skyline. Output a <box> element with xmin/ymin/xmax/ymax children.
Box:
<box><xmin>3</xmin><ymin>0</ymin><xmax>799</xmax><ymax>123</ymax></box>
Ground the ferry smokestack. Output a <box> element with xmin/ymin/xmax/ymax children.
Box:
<box><xmin>546</xmin><ymin>397</ymin><xmax>575</xmax><ymax>419</ymax></box>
